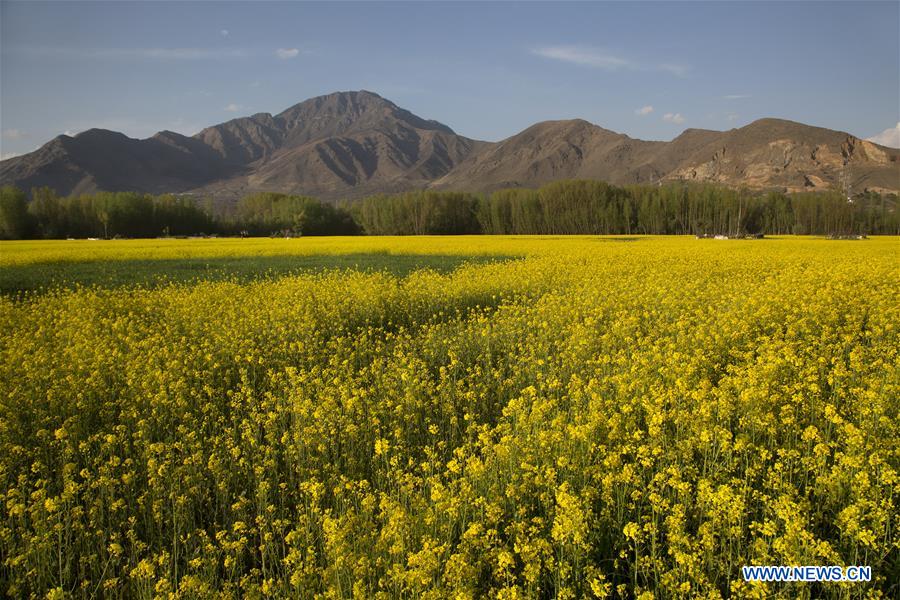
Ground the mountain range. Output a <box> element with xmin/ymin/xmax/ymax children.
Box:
<box><xmin>2</xmin><ymin>90</ymin><xmax>898</xmax><ymax>202</ymax></box>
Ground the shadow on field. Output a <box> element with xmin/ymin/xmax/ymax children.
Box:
<box><xmin>1</xmin><ymin>253</ymin><xmax>521</xmax><ymax>296</ymax></box>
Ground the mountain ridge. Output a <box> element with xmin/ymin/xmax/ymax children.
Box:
<box><xmin>2</xmin><ymin>91</ymin><xmax>898</xmax><ymax>201</ymax></box>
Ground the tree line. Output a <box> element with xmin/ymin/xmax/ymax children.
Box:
<box><xmin>1</xmin><ymin>181</ymin><xmax>897</xmax><ymax>239</ymax></box>
<box><xmin>0</xmin><ymin>187</ymin><xmax>218</xmax><ymax>240</ymax></box>
<box><xmin>0</xmin><ymin>187</ymin><xmax>359</xmax><ymax>239</ymax></box>
<box><xmin>346</xmin><ymin>181</ymin><xmax>898</xmax><ymax>236</ymax></box>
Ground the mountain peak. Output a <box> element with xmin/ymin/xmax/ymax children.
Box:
<box><xmin>740</xmin><ymin>117</ymin><xmax>852</xmax><ymax>140</ymax></box>
<box><xmin>2</xmin><ymin>91</ymin><xmax>898</xmax><ymax>199</ymax></box>
<box><xmin>73</xmin><ymin>128</ymin><xmax>131</xmax><ymax>142</ymax></box>
<box><xmin>274</xmin><ymin>90</ymin><xmax>455</xmax><ymax>140</ymax></box>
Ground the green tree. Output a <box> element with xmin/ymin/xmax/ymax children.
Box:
<box><xmin>0</xmin><ymin>186</ymin><xmax>33</xmax><ymax>239</ymax></box>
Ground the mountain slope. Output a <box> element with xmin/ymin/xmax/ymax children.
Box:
<box><xmin>0</xmin><ymin>128</ymin><xmax>237</xmax><ymax>196</ymax></box>
<box><xmin>432</xmin><ymin>119</ymin><xmax>670</xmax><ymax>190</ymax></box>
<box><xmin>192</xmin><ymin>91</ymin><xmax>486</xmax><ymax>200</ymax></box>
<box><xmin>434</xmin><ymin>117</ymin><xmax>899</xmax><ymax>194</ymax></box>
<box><xmin>1</xmin><ymin>91</ymin><xmax>898</xmax><ymax>200</ymax></box>
<box><xmin>0</xmin><ymin>91</ymin><xmax>485</xmax><ymax>200</ymax></box>
<box><xmin>660</xmin><ymin>118</ymin><xmax>899</xmax><ymax>192</ymax></box>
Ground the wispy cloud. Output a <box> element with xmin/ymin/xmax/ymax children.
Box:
<box><xmin>533</xmin><ymin>45</ymin><xmax>689</xmax><ymax>77</ymax></box>
<box><xmin>20</xmin><ymin>46</ymin><xmax>249</xmax><ymax>60</ymax></box>
<box><xmin>663</xmin><ymin>112</ymin><xmax>686</xmax><ymax>125</ymax></box>
<box><xmin>184</xmin><ymin>89</ymin><xmax>214</xmax><ymax>99</ymax></box>
<box><xmin>723</xmin><ymin>94</ymin><xmax>751</xmax><ymax>100</ymax></box>
<box><xmin>20</xmin><ymin>45</ymin><xmax>315</xmax><ymax>62</ymax></box>
<box><xmin>1</xmin><ymin>152</ymin><xmax>22</xmax><ymax>161</ymax></box>
<box><xmin>635</xmin><ymin>105</ymin><xmax>654</xmax><ymax>116</ymax></box>
<box><xmin>867</xmin><ymin>122</ymin><xmax>900</xmax><ymax>148</ymax></box>
<box><xmin>532</xmin><ymin>46</ymin><xmax>631</xmax><ymax>69</ymax></box>
<box><xmin>658</xmin><ymin>63</ymin><xmax>689</xmax><ymax>77</ymax></box>
<box><xmin>220</xmin><ymin>29</ymin><xmax>230</xmax><ymax>37</ymax></box>
<box><xmin>129</xmin><ymin>48</ymin><xmax>248</xmax><ymax>60</ymax></box>
<box><xmin>2</xmin><ymin>129</ymin><xmax>26</xmax><ymax>140</ymax></box>
<box><xmin>275</xmin><ymin>48</ymin><xmax>300</xmax><ymax>60</ymax></box>
<box><xmin>223</xmin><ymin>103</ymin><xmax>244</xmax><ymax>112</ymax></box>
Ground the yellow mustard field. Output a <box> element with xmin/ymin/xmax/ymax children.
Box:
<box><xmin>0</xmin><ymin>236</ymin><xmax>898</xmax><ymax>599</ymax></box>
<box><xmin>0</xmin><ymin>236</ymin><xmax>521</xmax><ymax>267</ymax></box>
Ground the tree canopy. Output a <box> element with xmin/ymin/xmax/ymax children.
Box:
<box><xmin>1</xmin><ymin>181</ymin><xmax>897</xmax><ymax>239</ymax></box>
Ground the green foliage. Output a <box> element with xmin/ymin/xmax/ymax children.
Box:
<box><xmin>232</xmin><ymin>192</ymin><xmax>359</xmax><ymax>236</ymax></box>
<box><xmin>20</xmin><ymin>188</ymin><xmax>217</xmax><ymax>239</ymax></box>
<box><xmin>353</xmin><ymin>191</ymin><xmax>481</xmax><ymax>235</ymax></box>
<box><xmin>475</xmin><ymin>181</ymin><xmax>634</xmax><ymax>235</ymax></box>
<box><xmin>352</xmin><ymin>181</ymin><xmax>899</xmax><ymax>237</ymax></box>
<box><xmin>0</xmin><ymin>186</ymin><xmax>33</xmax><ymax>239</ymax></box>
<box><xmin>1</xmin><ymin>181</ymin><xmax>897</xmax><ymax>240</ymax></box>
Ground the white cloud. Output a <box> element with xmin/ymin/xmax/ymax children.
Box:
<box><xmin>275</xmin><ymin>48</ymin><xmax>300</xmax><ymax>60</ymax></box>
<box><xmin>726</xmin><ymin>113</ymin><xmax>739</xmax><ymax>122</ymax></box>
<box><xmin>866</xmin><ymin>122</ymin><xmax>900</xmax><ymax>149</ymax></box>
<box><xmin>220</xmin><ymin>29</ymin><xmax>230</xmax><ymax>37</ymax></box>
<box><xmin>223</xmin><ymin>103</ymin><xmax>244</xmax><ymax>112</ymax></box>
<box><xmin>1</xmin><ymin>152</ymin><xmax>22</xmax><ymax>160</ymax></box>
<box><xmin>139</xmin><ymin>48</ymin><xmax>247</xmax><ymax>60</ymax></box>
<box><xmin>658</xmin><ymin>63</ymin><xmax>689</xmax><ymax>77</ymax></box>
<box><xmin>723</xmin><ymin>94</ymin><xmax>750</xmax><ymax>100</ymax></box>
<box><xmin>184</xmin><ymin>89</ymin><xmax>214</xmax><ymax>99</ymax></box>
<box><xmin>2</xmin><ymin>129</ymin><xmax>25</xmax><ymax>140</ymax></box>
<box><xmin>532</xmin><ymin>46</ymin><xmax>688</xmax><ymax>77</ymax></box>
<box><xmin>635</xmin><ymin>105</ymin><xmax>654</xmax><ymax>116</ymax></box>
<box><xmin>250</xmin><ymin>81</ymin><xmax>261</xmax><ymax>88</ymax></box>
<box><xmin>21</xmin><ymin>46</ymin><xmax>248</xmax><ymax>60</ymax></box>
<box><xmin>532</xmin><ymin>46</ymin><xmax>631</xmax><ymax>70</ymax></box>
<box><xmin>663</xmin><ymin>112</ymin><xmax>686</xmax><ymax>125</ymax></box>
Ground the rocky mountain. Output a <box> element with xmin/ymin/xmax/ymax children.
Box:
<box><xmin>431</xmin><ymin>119</ymin><xmax>667</xmax><ymax>190</ymax></box>
<box><xmin>0</xmin><ymin>91</ymin><xmax>485</xmax><ymax>201</ymax></box>
<box><xmin>2</xmin><ymin>91</ymin><xmax>898</xmax><ymax>201</ymax></box>
<box><xmin>0</xmin><ymin>128</ymin><xmax>235</xmax><ymax>197</ymax></box>
<box><xmin>660</xmin><ymin>118</ymin><xmax>899</xmax><ymax>193</ymax></box>
<box><xmin>432</xmin><ymin>118</ymin><xmax>899</xmax><ymax>194</ymax></box>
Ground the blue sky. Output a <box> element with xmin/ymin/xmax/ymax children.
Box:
<box><xmin>2</xmin><ymin>1</ymin><xmax>898</xmax><ymax>158</ymax></box>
